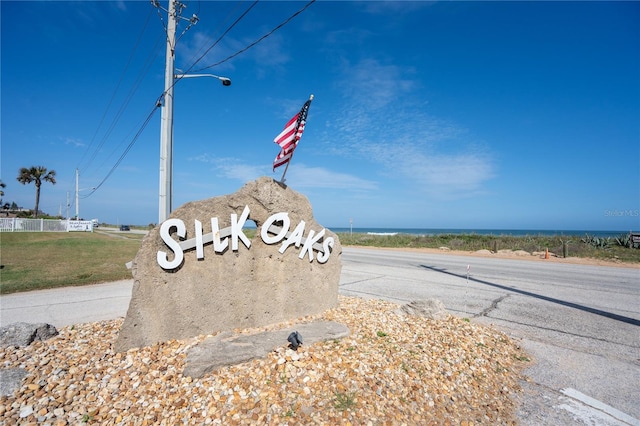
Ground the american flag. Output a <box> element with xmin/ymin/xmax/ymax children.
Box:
<box><xmin>273</xmin><ymin>97</ymin><xmax>313</xmax><ymax>171</ymax></box>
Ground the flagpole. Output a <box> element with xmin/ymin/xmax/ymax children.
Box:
<box><xmin>279</xmin><ymin>159</ymin><xmax>291</xmax><ymax>184</ymax></box>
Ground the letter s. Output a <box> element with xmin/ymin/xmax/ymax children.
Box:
<box><xmin>317</xmin><ymin>236</ymin><xmax>334</xmax><ymax>264</ymax></box>
<box><xmin>157</xmin><ymin>218</ymin><xmax>186</xmax><ymax>269</ymax></box>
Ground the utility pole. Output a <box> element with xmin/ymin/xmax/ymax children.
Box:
<box><xmin>74</xmin><ymin>169</ymin><xmax>95</xmax><ymax>221</ymax></box>
<box><xmin>158</xmin><ymin>0</ymin><xmax>177</xmax><ymax>224</ymax></box>
<box><xmin>155</xmin><ymin>1</ymin><xmax>227</xmax><ymax>224</ymax></box>
<box><xmin>75</xmin><ymin>168</ymin><xmax>80</xmax><ymax>220</ymax></box>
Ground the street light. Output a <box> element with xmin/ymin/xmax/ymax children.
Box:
<box><xmin>158</xmin><ymin>69</ymin><xmax>231</xmax><ymax>224</ymax></box>
<box><xmin>175</xmin><ymin>72</ymin><xmax>231</xmax><ymax>86</ymax></box>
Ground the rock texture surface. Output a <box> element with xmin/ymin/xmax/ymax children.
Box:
<box><xmin>184</xmin><ymin>320</ymin><xmax>350</xmax><ymax>378</ymax></box>
<box><xmin>0</xmin><ymin>368</ymin><xmax>27</xmax><ymax>397</ymax></box>
<box><xmin>0</xmin><ymin>323</ymin><xmax>58</xmax><ymax>348</ymax></box>
<box><xmin>0</xmin><ymin>297</ymin><xmax>528</xmax><ymax>425</ymax></box>
<box><xmin>398</xmin><ymin>299</ymin><xmax>449</xmax><ymax>320</ymax></box>
<box><xmin>116</xmin><ymin>177</ymin><xmax>342</xmax><ymax>352</ymax></box>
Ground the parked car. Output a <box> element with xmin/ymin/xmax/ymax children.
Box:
<box><xmin>120</xmin><ymin>225</ymin><xmax>130</xmax><ymax>231</ymax></box>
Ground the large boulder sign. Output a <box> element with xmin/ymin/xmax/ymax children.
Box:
<box><xmin>115</xmin><ymin>177</ymin><xmax>342</xmax><ymax>352</ymax></box>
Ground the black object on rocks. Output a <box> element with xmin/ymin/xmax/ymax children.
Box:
<box><xmin>287</xmin><ymin>331</ymin><xmax>303</xmax><ymax>351</ymax></box>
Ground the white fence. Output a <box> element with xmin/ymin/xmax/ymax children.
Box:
<box><xmin>0</xmin><ymin>218</ymin><xmax>94</xmax><ymax>232</ymax></box>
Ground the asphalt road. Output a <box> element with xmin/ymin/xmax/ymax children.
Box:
<box><xmin>0</xmin><ymin>280</ymin><xmax>133</xmax><ymax>328</ymax></box>
<box><xmin>340</xmin><ymin>248</ymin><xmax>640</xmax><ymax>426</ymax></box>
<box><xmin>1</xmin><ymin>247</ymin><xmax>638</xmax><ymax>425</ymax></box>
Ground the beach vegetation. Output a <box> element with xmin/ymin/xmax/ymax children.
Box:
<box><xmin>337</xmin><ymin>232</ymin><xmax>640</xmax><ymax>263</ymax></box>
<box><xmin>333</xmin><ymin>391</ymin><xmax>357</xmax><ymax>411</ymax></box>
<box><xmin>614</xmin><ymin>233</ymin><xmax>640</xmax><ymax>249</ymax></box>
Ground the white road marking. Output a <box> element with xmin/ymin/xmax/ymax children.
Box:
<box><xmin>556</xmin><ymin>388</ymin><xmax>640</xmax><ymax>426</ymax></box>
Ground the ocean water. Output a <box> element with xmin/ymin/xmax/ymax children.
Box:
<box><xmin>328</xmin><ymin>228</ymin><xmax>628</xmax><ymax>238</ymax></box>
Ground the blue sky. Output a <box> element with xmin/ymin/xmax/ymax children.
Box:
<box><xmin>2</xmin><ymin>1</ymin><xmax>639</xmax><ymax>231</ymax></box>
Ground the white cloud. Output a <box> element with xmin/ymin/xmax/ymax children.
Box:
<box><xmin>190</xmin><ymin>155</ymin><xmax>377</xmax><ymax>192</ymax></box>
<box><xmin>325</xmin><ymin>27</ymin><xmax>375</xmax><ymax>47</ymax></box>
<box><xmin>245</xmin><ymin>32</ymin><xmax>290</xmax><ymax>69</ymax></box>
<box><xmin>190</xmin><ymin>155</ymin><xmax>266</xmax><ymax>182</ymax></box>
<box><xmin>62</xmin><ymin>137</ymin><xmax>85</xmax><ymax>147</ymax></box>
<box><xmin>285</xmin><ymin>164</ymin><xmax>378</xmax><ymax>191</ymax></box>
<box><xmin>358</xmin><ymin>1</ymin><xmax>434</xmax><ymax>16</ymax></box>
<box><xmin>179</xmin><ymin>32</ymin><xmax>236</xmax><ymax>73</ymax></box>
<box><xmin>339</xmin><ymin>58</ymin><xmax>417</xmax><ymax>109</ymax></box>
<box><xmin>265</xmin><ymin>96</ymin><xmax>314</xmax><ymax>121</ymax></box>
<box><xmin>394</xmin><ymin>148</ymin><xmax>495</xmax><ymax>197</ymax></box>
<box><xmin>183</xmin><ymin>27</ymin><xmax>290</xmax><ymax>75</ymax></box>
<box><xmin>322</xmin><ymin>58</ymin><xmax>496</xmax><ymax>198</ymax></box>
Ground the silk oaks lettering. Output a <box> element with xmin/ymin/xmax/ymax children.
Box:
<box><xmin>157</xmin><ymin>205</ymin><xmax>334</xmax><ymax>269</ymax></box>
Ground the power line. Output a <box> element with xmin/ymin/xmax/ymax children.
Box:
<box><xmin>181</xmin><ymin>0</ymin><xmax>259</xmax><ymax>75</ymax></box>
<box><xmin>82</xmin><ymin>102</ymin><xmax>161</xmax><ymax>197</ymax></box>
<box><xmin>78</xmin><ymin>0</ymin><xmax>317</xmax><ymax>207</ymax></box>
<box><xmin>69</xmin><ymin>5</ymin><xmax>161</xmax><ymax>200</ymax></box>
<box><xmin>182</xmin><ymin>0</ymin><xmax>247</xmax><ymax>71</ymax></box>
<box><xmin>192</xmin><ymin>0</ymin><xmax>316</xmax><ymax>72</ymax></box>
<box><xmin>89</xmin><ymin>34</ymin><xmax>164</xmax><ymax>178</ymax></box>
<box><xmin>76</xmin><ymin>0</ymin><xmax>198</xmax><ymax>202</ymax></box>
<box><xmin>152</xmin><ymin>0</ymin><xmax>259</xmax><ymax>113</ymax></box>
<box><xmin>76</xmin><ymin>6</ymin><xmax>155</xmax><ymax>176</ymax></box>
<box><xmin>83</xmin><ymin>34</ymin><xmax>164</xmax><ymax>179</ymax></box>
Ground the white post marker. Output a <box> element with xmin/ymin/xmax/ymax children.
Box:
<box><xmin>465</xmin><ymin>265</ymin><xmax>470</xmax><ymax>316</ymax></box>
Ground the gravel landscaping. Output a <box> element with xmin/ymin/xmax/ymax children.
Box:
<box><xmin>1</xmin><ymin>296</ymin><xmax>529</xmax><ymax>425</ymax></box>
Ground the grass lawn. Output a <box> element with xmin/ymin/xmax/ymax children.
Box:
<box><xmin>0</xmin><ymin>231</ymin><xmax>143</xmax><ymax>295</ymax></box>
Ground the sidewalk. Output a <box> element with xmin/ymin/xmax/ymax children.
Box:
<box><xmin>0</xmin><ymin>280</ymin><xmax>133</xmax><ymax>328</ymax></box>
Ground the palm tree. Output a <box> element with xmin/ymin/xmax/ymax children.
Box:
<box><xmin>0</xmin><ymin>180</ymin><xmax>5</xmax><ymax>204</ymax></box>
<box><xmin>16</xmin><ymin>166</ymin><xmax>57</xmax><ymax>218</ymax></box>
